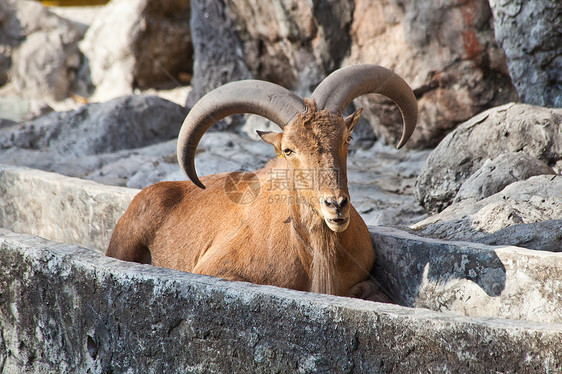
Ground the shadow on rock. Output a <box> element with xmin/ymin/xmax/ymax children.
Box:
<box><xmin>369</xmin><ymin>226</ymin><xmax>506</xmax><ymax>307</ymax></box>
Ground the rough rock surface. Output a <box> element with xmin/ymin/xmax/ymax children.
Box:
<box><xmin>474</xmin><ymin>219</ymin><xmax>562</xmax><ymax>252</ymax></box>
<box><xmin>489</xmin><ymin>0</ymin><xmax>562</xmax><ymax>107</ymax></box>
<box><xmin>186</xmin><ymin>0</ymin><xmax>517</xmax><ymax>147</ymax></box>
<box><xmin>453</xmin><ymin>152</ymin><xmax>555</xmax><ymax>204</ymax></box>
<box><xmin>1</xmin><ymin>229</ymin><xmax>561</xmax><ymax>373</ymax></box>
<box><xmin>0</xmin><ymin>96</ymin><xmax>54</xmax><ymax>122</ymax></box>
<box><xmin>0</xmin><ymin>165</ymin><xmax>138</xmax><ymax>253</ymax></box>
<box><xmin>186</xmin><ymin>0</ymin><xmax>252</xmax><ymax>111</ymax></box>
<box><xmin>413</xmin><ymin>175</ymin><xmax>562</xmax><ymax>251</ymax></box>
<box><xmin>0</xmin><ymin>0</ymin><xmax>18</xmax><ymax>86</ymax></box>
<box><xmin>0</xmin><ymin>95</ymin><xmax>188</xmax><ymax>177</ymax></box>
<box><xmin>187</xmin><ymin>0</ymin><xmax>355</xmax><ymax>107</ymax></box>
<box><xmin>85</xmin><ymin>133</ymin><xmax>273</xmax><ymax>189</ymax></box>
<box><xmin>2</xmin><ymin>164</ymin><xmax>560</xmax><ymax>323</ymax></box>
<box><xmin>0</xmin><ymin>139</ymin><xmax>430</xmax><ymax>233</ymax></box>
<box><xmin>80</xmin><ymin>0</ymin><xmax>192</xmax><ymax>100</ymax></box>
<box><xmin>225</xmin><ymin>0</ymin><xmax>354</xmax><ymax>97</ymax></box>
<box><xmin>0</xmin><ymin>0</ymin><xmax>86</xmax><ymax>101</ymax></box>
<box><xmin>415</xmin><ymin>103</ymin><xmax>562</xmax><ymax>214</ymax></box>
<box><xmin>345</xmin><ymin>0</ymin><xmax>518</xmax><ymax>148</ymax></box>
<box><xmin>370</xmin><ymin>226</ymin><xmax>562</xmax><ymax>322</ymax></box>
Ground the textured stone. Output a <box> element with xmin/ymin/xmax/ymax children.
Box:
<box><xmin>475</xmin><ymin>219</ymin><xmax>562</xmax><ymax>252</ymax></box>
<box><xmin>1</xmin><ymin>229</ymin><xmax>561</xmax><ymax>373</ymax></box>
<box><xmin>0</xmin><ymin>128</ymin><xmax>430</xmax><ymax>228</ymax></box>
<box><xmin>0</xmin><ymin>0</ymin><xmax>18</xmax><ymax>86</ymax></box>
<box><xmin>187</xmin><ymin>0</ymin><xmax>516</xmax><ymax>147</ymax></box>
<box><xmin>225</xmin><ymin>0</ymin><xmax>354</xmax><ymax>96</ymax></box>
<box><xmin>80</xmin><ymin>0</ymin><xmax>192</xmax><ymax>100</ymax></box>
<box><xmin>415</xmin><ymin>103</ymin><xmax>562</xmax><ymax>214</ymax></box>
<box><xmin>0</xmin><ymin>0</ymin><xmax>86</xmax><ymax>101</ymax></box>
<box><xmin>185</xmin><ymin>0</ymin><xmax>378</xmax><ymax>139</ymax></box>
<box><xmin>347</xmin><ymin>145</ymin><xmax>430</xmax><ymax>227</ymax></box>
<box><xmin>489</xmin><ymin>0</ymin><xmax>562</xmax><ymax>107</ymax></box>
<box><xmin>412</xmin><ymin>175</ymin><xmax>562</xmax><ymax>251</ymax></box>
<box><xmin>453</xmin><ymin>152</ymin><xmax>555</xmax><ymax>204</ymax></box>
<box><xmin>0</xmin><ymin>164</ymin><xmax>138</xmax><ymax>253</ymax></box>
<box><xmin>86</xmin><ymin>133</ymin><xmax>272</xmax><ymax>189</ymax></box>
<box><xmin>83</xmin><ymin>139</ymin><xmax>184</xmax><ymax>188</ymax></box>
<box><xmin>0</xmin><ymin>95</ymin><xmax>188</xmax><ymax>165</ymax></box>
<box><xmin>345</xmin><ymin>0</ymin><xmax>518</xmax><ymax>148</ymax></box>
<box><xmin>186</xmin><ymin>0</ymin><xmax>252</xmax><ymax>112</ymax></box>
<box><xmin>1</xmin><ymin>164</ymin><xmax>560</xmax><ymax>323</ymax></box>
<box><xmin>0</xmin><ymin>118</ymin><xmax>15</xmax><ymax>128</ymax></box>
<box><xmin>0</xmin><ymin>95</ymin><xmax>54</xmax><ymax>122</ymax></box>
<box><xmin>187</xmin><ymin>0</ymin><xmax>355</xmax><ymax>108</ymax></box>
<box><xmin>370</xmin><ymin>226</ymin><xmax>562</xmax><ymax>323</ymax></box>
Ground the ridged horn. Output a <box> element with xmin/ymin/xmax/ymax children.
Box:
<box><xmin>177</xmin><ymin>80</ymin><xmax>306</xmax><ymax>188</ymax></box>
<box><xmin>311</xmin><ymin>64</ymin><xmax>418</xmax><ymax>149</ymax></box>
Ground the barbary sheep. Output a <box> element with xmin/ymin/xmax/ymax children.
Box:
<box><xmin>107</xmin><ymin>64</ymin><xmax>417</xmax><ymax>299</ymax></box>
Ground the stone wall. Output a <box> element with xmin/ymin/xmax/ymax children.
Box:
<box><xmin>371</xmin><ymin>227</ymin><xmax>562</xmax><ymax>324</ymax></box>
<box><xmin>1</xmin><ymin>164</ymin><xmax>560</xmax><ymax>324</ymax></box>
<box><xmin>0</xmin><ymin>164</ymin><xmax>138</xmax><ymax>253</ymax></box>
<box><xmin>1</xmin><ymin>229</ymin><xmax>561</xmax><ymax>373</ymax></box>
<box><xmin>1</xmin><ymin>165</ymin><xmax>561</xmax><ymax>372</ymax></box>
<box><xmin>489</xmin><ymin>0</ymin><xmax>562</xmax><ymax>107</ymax></box>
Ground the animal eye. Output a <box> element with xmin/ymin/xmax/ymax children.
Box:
<box><xmin>283</xmin><ymin>148</ymin><xmax>294</xmax><ymax>156</ymax></box>
<box><xmin>346</xmin><ymin>136</ymin><xmax>353</xmax><ymax>144</ymax></box>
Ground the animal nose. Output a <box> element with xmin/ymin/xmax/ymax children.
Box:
<box><xmin>323</xmin><ymin>196</ymin><xmax>348</xmax><ymax>211</ymax></box>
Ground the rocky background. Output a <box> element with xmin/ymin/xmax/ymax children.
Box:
<box><xmin>0</xmin><ymin>0</ymin><xmax>560</xmax><ymax>251</ymax></box>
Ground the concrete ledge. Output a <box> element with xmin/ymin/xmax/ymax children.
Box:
<box><xmin>0</xmin><ymin>164</ymin><xmax>139</xmax><ymax>253</ymax></box>
<box><xmin>371</xmin><ymin>227</ymin><xmax>562</xmax><ymax>324</ymax></box>
<box><xmin>1</xmin><ymin>229</ymin><xmax>561</xmax><ymax>373</ymax></box>
<box><xmin>1</xmin><ymin>164</ymin><xmax>562</xmax><ymax>371</ymax></box>
<box><xmin>1</xmin><ymin>164</ymin><xmax>561</xmax><ymax>324</ymax></box>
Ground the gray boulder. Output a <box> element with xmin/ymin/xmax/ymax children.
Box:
<box><xmin>189</xmin><ymin>0</ymin><xmax>517</xmax><ymax>149</ymax></box>
<box><xmin>453</xmin><ymin>152</ymin><xmax>555</xmax><ymax>203</ymax></box>
<box><xmin>186</xmin><ymin>0</ymin><xmax>252</xmax><ymax>110</ymax></box>
<box><xmin>0</xmin><ymin>95</ymin><xmax>187</xmax><ymax>155</ymax></box>
<box><xmin>489</xmin><ymin>0</ymin><xmax>562</xmax><ymax>107</ymax></box>
<box><xmin>475</xmin><ymin>219</ymin><xmax>562</xmax><ymax>252</ymax></box>
<box><xmin>81</xmin><ymin>0</ymin><xmax>192</xmax><ymax>101</ymax></box>
<box><xmin>412</xmin><ymin>175</ymin><xmax>562</xmax><ymax>251</ymax></box>
<box><xmin>0</xmin><ymin>95</ymin><xmax>188</xmax><ymax>176</ymax></box>
<box><xmin>0</xmin><ymin>165</ymin><xmax>138</xmax><ymax>253</ymax></box>
<box><xmin>186</xmin><ymin>0</ymin><xmax>370</xmax><ymax>136</ymax></box>
<box><xmin>0</xmin><ymin>0</ymin><xmax>86</xmax><ymax>101</ymax></box>
<box><xmin>188</xmin><ymin>0</ymin><xmax>354</xmax><ymax>107</ymax></box>
<box><xmin>0</xmin><ymin>0</ymin><xmax>18</xmax><ymax>86</ymax></box>
<box><xmin>86</xmin><ymin>132</ymin><xmax>272</xmax><ymax>189</ymax></box>
<box><xmin>0</xmin><ymin>96</ymin><xmax>53</xmax><ymax>122</ymax></box>
<box><xmin>415</xmin><ymin>103</ymin><xmax>562</xmax><ymax>214</ymax></box>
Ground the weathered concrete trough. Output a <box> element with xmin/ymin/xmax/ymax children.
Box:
<box><xmin>1</xmin><ymin>164</ymin><xmax>561</xmax><ymax>372</ymax></box>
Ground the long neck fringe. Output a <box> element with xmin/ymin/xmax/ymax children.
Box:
<box><xmin>290</xmin><ymin>202</ymin><xmax>339</xmax><ymax>295</ymax></box>
<box><xmin>310</xmin><ymin>229</ymin><xmax>338</xmax><ymax>295</ymax></box>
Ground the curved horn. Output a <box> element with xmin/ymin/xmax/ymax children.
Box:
<box><xmin>311</xmin><ymin>64</ymin><xmax>418</xmax><ymax>148</ymax></box>
<box><xmin>177</xmin><ymin>80</ymin><xmax>306</xmax><ymax>188</ymax></box>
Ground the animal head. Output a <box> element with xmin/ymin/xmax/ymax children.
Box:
<box><xmin>177</xmin><ymin>64</ymin><xmax>418</xmax><ymax>232</ymax></box>
<box><xmin>256</xmin><ymin>99</ymin><xmax>360</xmax><ymax>231</ymax></box>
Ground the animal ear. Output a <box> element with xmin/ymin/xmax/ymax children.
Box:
<box><xmin>257</xmin><ymin>130</ymin><xmax>283</xmax><ymax>150</ymax></box>
<box><xmin>343</xmin><ymin>108</ymin><xmax>363</xmax><ymax>133</ymax></box>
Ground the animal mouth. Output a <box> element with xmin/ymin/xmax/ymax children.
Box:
<box><xmin>327</xmin><ymin>217</ymin><xmax>349</xmax><ymax>225</ymax></box>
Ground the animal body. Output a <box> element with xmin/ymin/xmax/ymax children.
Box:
<box><xmin>107</xmin><ymin>64</ymin><xmax>417</xmax><ymax>298</ymax></box>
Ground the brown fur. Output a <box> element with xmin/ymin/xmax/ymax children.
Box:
<box><xmin>107</xmin><ymin>101</ymin><xmax>378</xmax><ymax>298</ymax></box>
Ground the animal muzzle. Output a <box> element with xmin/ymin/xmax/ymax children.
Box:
<box><xmin>321</xmin><ymin>194</ymin><xmax>350</xmax><ymax>232</ymax></box>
